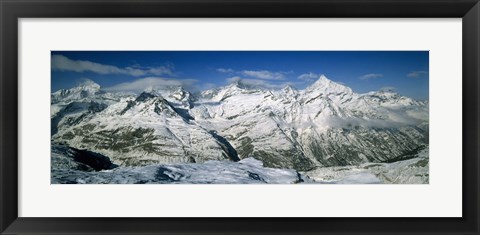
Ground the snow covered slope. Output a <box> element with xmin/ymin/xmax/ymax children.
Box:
<box><xmin>51</xmin><ymin>144</ymin><xmax>427</xmax><ymax>184</ymax></box>
<box><xmin>52</xmin><ymin>157</ymin><xmax>306</xmax><ymax>184</ymax></box>
<box><xmin>304</xmin><ymin>145</ymin><xmax>429</xmax><ymax>184</ymax></box>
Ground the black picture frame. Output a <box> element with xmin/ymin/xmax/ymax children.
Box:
<box><xmin>1</xmin><ymin>0</ymin><xmax>479</xmax><ymax>234</ymax></box>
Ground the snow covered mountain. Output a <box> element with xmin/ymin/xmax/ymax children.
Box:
<box><xmin>52</xmin><ymin>90</ymin><xmax>239</xmax><ymax>166</ymax></box>
<box><xmin>51</xmin><ymin>79</ymin><xmax>101</xmax><ymax>104</ymax></box>
<box><xmin>191</xmin><ymin>75</ymin><xmax>428</xmax><ymax>170</ymax></box>
<box><xmin>51</xmin><ymin>75</ymin><xmax>428</xmax><ymax>172</ymax></box>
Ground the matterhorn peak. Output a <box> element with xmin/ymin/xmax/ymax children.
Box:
<box><xmin>304</xmin><ymin>74</ymin><xmax>353</xmax><ymax>95</ymax></box>
<box><xmin>306</xmin><ymin>74</ymin><xmax>332</xmax><ymax>89</ymax></box>
<box><xmin>318</xmin><ymin>74</ymin><xmax>330</xmax><ymax>82</ymax></box>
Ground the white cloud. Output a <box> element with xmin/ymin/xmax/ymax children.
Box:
<box><xmin>407</xmin><ymin>70</ymin><xmax>428</xmax><ymax>78</ymax></box>
<box><xmin>217</xmin><ymin>68</ymin><xmax>289</xmax><ymax>80</ymax></box>
<box><xmin>240</xmin><ymin>70</ymin><xmax>287</xmax><ymax>80</ymax></box>
<box><xmin>104</xmin><ymin>77</ymin><xmax>198</xmax><ymax>93</ymax></box>
<box><xmin>227</xmin><ymin>76</ymin><xmax>293</xmax><ymax>89</ymax></box>
<box><xmin>216</xmin><ymin>68</ymin><xmax>234</xmax><ymax>73</ymax></box>
<box><xmin>297</xmin><ymin>72</ymin><xmax>319</xmax><ymax>82</ymax></box>
<box><xmin>226</xmin><ymin>76</ymin><xmax>243</xmax><ymax>83</ymax></box>
<box><xmin>144</xmin><ymin>65</ymin><xmax>175</xmax><ymax>76</ymax></box>
<box><xmin>51</xmin><ymin>55</ymin><xmax>174</xmax><ymax>77</ymax></box>
<box><xmin>359</xmin><ymin>73</ymin><xmax>384</xmax><ymax>80</ymax></box>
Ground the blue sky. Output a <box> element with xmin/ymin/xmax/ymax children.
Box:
<box><xmin>51</xmin><ymin>51</ymin><xmax>429</xmax><ymax>100</ymax></box>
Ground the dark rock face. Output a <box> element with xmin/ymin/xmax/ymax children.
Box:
<box><xmin>71</xmin><ymin>148</ymin><xmax>117</xmax><ymax>171</ymax></box>
<box><xmin>155</xmin><ymin>167</ymin><xmax>176</xmax><ymax>182</ymax></box>
<box><xmin>209</xmin><ymin>131</ymin><xmax>240</xmax><ymax>162</ymax></box>
<box><xmin>51</xmin><ymin>144</ymin><xmax>117</xmax><ymax>171</ymax></box>
<box><xmin>247</xmin><ymin>171</ymin><xmax>265</xmax><ymax>182</ymax></box>
<box><xmin>120</xmin><ymin>100</ymin><xmax>137</xmax><ymax>115</ymax></box>
<box><xmin>136</xmin><ymin>92</ymin><xmax>157</xmax><ymax>102</ymax></box>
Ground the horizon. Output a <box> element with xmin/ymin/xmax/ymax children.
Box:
<box><xmin>51</xmin><ymin>51</ymin><xmax>429</xmax><ymax>100</ymax></box>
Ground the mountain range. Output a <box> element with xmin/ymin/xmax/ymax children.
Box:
<box><xmin>51</xmin><ymin>75</ymin><xmax>429</xmax><ymax>172</ymax></box>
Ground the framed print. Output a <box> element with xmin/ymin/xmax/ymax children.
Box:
<box><xmin>48</xmin><ymin>50</ymin><xmax>430</xmax><ymax>185</ymax></box>
<box><xmin>1</xmin><ymin>0</ymin><xmax>479</xmax><ymax>234</ymax></box>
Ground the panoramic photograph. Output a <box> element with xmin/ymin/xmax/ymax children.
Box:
<box><xmin>51</xmin><ymin>51</ymin><xmax>429</xmax><ymax>184</ymax></box>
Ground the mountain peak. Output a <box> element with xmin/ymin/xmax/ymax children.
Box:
<box><xmin>307</xmin><ymin>74</ymin><xmax>331</xmax><ymax>89</ymax></box>
<box><xmin>305</xmin><ymin>75</ymin><xmax>352</xmax><ymax>95</ymax></box>
<box><xmin>282</xmin><ymin>85</ymin><xmax>298</xmax><ymax>94</ymax></box>
<box><xmin>170</xmin><ymin>86</ymin><xmax>196</xmax><ymax>104</ymax></box>
<box><xmin>378</xmin><ymin>87</ymin><xmax>397</xmax><ymax>94</ymax></box>
<box><xmin>136</xmin><ymin>91</ymin><xmax>159</xmax><ymax>102</ymax></box>
<box><xmin>78</xmin><ymin>79</ymin><xmax>101</xmax><ymax>92</ymax></box>
<box><xmin>51</xmin><ymin>79</ymin><xmax>101</xmax><ymax>103</ymax></box>
<box><xmin>318</xmin><ymin>74</ymin><xmax>329</xmax><ymax>82</ymax></box>
<box><xmin>283</xmin><ymin>84</ymin><xmax>296</xmax><ymax>90</ymax></box>
<box><xmin>227</xmin><ymin>80</ymin><xmax>249</xmax><ymax>90</ymax></box>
